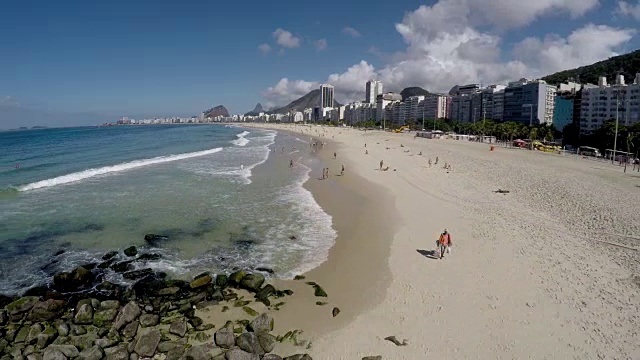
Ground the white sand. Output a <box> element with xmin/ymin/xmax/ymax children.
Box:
<box><xmin>245</xmin><ymin>123</ymin><xmax>640</xmax><ymax>359</ymax></box>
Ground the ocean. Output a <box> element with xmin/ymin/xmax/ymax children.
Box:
<box><xmin>0</xmin><ymin>124</ymin><xmax>335</xmax><ymax>295</ymax></box>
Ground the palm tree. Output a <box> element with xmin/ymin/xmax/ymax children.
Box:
<box><xmin>528</xmin><ymin>127</ymin><xmax>539</xmax><ymax>150</ymax></box>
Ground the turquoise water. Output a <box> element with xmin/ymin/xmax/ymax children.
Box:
<box><xmin>0</xmin><ymin>125</ymin><xmax>335</xmax><ymax>295</ymax></box>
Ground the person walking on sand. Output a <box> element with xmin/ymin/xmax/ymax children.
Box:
<box><xmin>435</xmin><ymin>156</ymin><xmax>439</xmax><ymax>165</ymax></box>
<box><xmin>290</xmin><ymin>159</ymin><xmax>293</xmax><ymax>168</ymax></box>
<box><xmin>437</xmin><ymin>229</ymin><xmax>453</xmax><ymax>259</ymax></box>
<box><xmin>428</xmin><ymin>158</ymin><xmax>432</xmax><ymax>168</ymax></box>
<box><xmin>341</xmin><ymin>164</ymin><xmax>344</xmax><ymax>176</ymax></box>
<box><xmin>334</xmin><ymin>152</ymin><xmax>337</xmax><ymax>159</ymax></box>
<box><xmin>325</xmin><ymin>167</ymin><xmax>329</xmax><ymax>179</ymax></box>
<box><xmin>380</xmin><ymin>160</ymin><xmax>384</xmax><ymax>170</ymax></box>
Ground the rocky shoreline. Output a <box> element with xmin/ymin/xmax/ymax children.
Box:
<box><xmin>0</xmin><ymin>238</ymin><xmax>319</xmax><ymax>360</ymax></box>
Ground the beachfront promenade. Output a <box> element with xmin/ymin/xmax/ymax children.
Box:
<box><xmin>244</xmin><ymin>123</ymin><xmax>640</xmax><ymax>359</ymax></box>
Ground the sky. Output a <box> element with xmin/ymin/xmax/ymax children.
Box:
<box><xmin>1</xmin><ymin>0</ymin><xmax>640</xmax><ymax>128</ymax></box>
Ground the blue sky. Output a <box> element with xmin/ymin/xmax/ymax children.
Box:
<box><xmin>1</xmin><ymin>0</ymin><xmax>639</xmax><ymax>127</ymax></box>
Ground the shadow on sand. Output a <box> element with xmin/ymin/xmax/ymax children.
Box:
<box><xmin>416</xmin><ymin>249</ymin><xmax>440</xmax><ymax>260</ymax></box>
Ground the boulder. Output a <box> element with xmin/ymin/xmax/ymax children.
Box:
<box><xmin>313</xmin><ymin>285</ymin><xmax>327</xmax><ymax>297</ymax></box>
<box><xmin>103</xmin><ymin>344</ymin><xmax>129</xmax><ymax>360</ymax></box>
<box><xmin>44</xmin><ymin>345</ymin><xmax>79</xmax><ymax>358</ymax></box>
<box><xmin>262</xmin><ymin>356</ymin><xmax>283</xmax><ymax>360</ymax></box>
<box><xmin>113</xmin><ymin>301</ymin><xmax>140</xmax><ymax>330</ymax></box>
<box><xmin>110</xmin><ymin>261</ymin><xmax>134</xmax><ymax>273</ymax></box>
<box><xmin>215</xmin><ymin>274</ymin><xmax>228</xmax><ymax>288</ymax></box>
<box><xmin>73</xmin><ymin>303</ymin><xmax>94</xmax><ymax>325</ymax></box>
<box><xmin>255</xmin><ymin>284</ymin><xmax>276</xmax><ymax>300</ymax></box>
<box><xmin>247</xmin><ymin>313</ymin><xmax>274</xmax><ymax>334</ymax></box>
<box><xmin>55</xmin><ymin>322</ymin><xmax>70</xmax><ymax>337</ymax></box>
<box><xmin>26</xmin><ymin>323</ymin><xmax>44</xmax><ymax>344</ymax></box>
<box><xmin>239</xmin><ymin>274</ymin><xmax>265</xmax><ymax>292</ymax></box>
<box><xmin>228</xmin><ymin>270</ymin><xmax>247</xmax><ymax>285</ymax></box>
<box><xmin>188</xmin><ymin>316</ymin><xmax>203</xmax><ymax>329</ymax></box>
<box><xmin>257</xmin><ymin>333</ymin><xmax>276</xmax><ymax>353</ymax></box>
<box><xmin>332</xmin><ymin>307</ymin><xmax>340</xmax><ymax>317</ymax></box>
<box><xmin>156</xmin><ymin>287</ymin><xmax>180</xmax><ymax>296</ymax></box>
<box><xmin>283</xmin><ymin>355</ymin><xmax>312</xmax><ymax>360</ymax></box>
<box><xmin>123</xmin><ymin>246</ymin><xmax>137</xmax><ymax>257</ymax></box>
<box><xmin>100</xmin><ymin>300</ymin><xmax>120</xmax><ymax>310</ymax></box>
<box><xmin>27</xmin><ymin>354</ymin><xmax>44</xmax><ymax>360</ymax></box>
<box><xmin>168</xmin><ymin>318</ymin><xmax>187</xmax><ymax>338</ymax></box>
<box><xmin>138</xmin><ymin>314</ymin><xmax>159</xmax><ymax>328</ymax></box>
<box><xmin>143</xmin><ymin>234</ymin><xmax>167</xmax><ymax>245</ymax></box>
<box><xmin>214</xmin><ymin>327</ymin><xmax>235</xmax><ymax>349</ymax></box>
<box><xmin>135</xmin><ymin>253</ymin><xmax>162</xmax><ymax>261</ymax></box>
<box><xmin>42</xmin><ymin>349</ymin><xmax>67</xmax><ymax>360</ymax></box>
<box><xmin>189</xmin><ymin>275</ymin><xmax>212</xmax><ymax>289</ymax></box>
<box><xmin>0</xmin><ymin>309</ymin><xmax>7</xmax><ymax>325</ymax></box>
<box><xmin>7</xmin><ymin>296</ymin><xmax>40</xmax><ymax>315</ymax></box>
<box><xmin>27</xmin><ymin>299</ymin><xmax>66</xmax><ymax>322</ymax></box>
<box><xmin>184</xmin><ymin>345</ymin><xmax>209</xmax><ymax>360</ymax></box>
<box><xmin>52</xmin><ymin>266</ymin><xmax>94</xmax><ymax>292</ymax></box>
<box><xmin>79</xmin><ymin>345</ymin><xmax>104</xmax><ymax>360</ymax></box>
<box><xmin>236</xmin><ymin>332</ymin><xmax>264</xmax><ymax>355</ymax></box>
<box><xmin>133</xmin><ymin>329</ymin><xmax>161</xmax><ymax>357</ymax></box>
<box><xmin>225</xmin><ymin>348</ymin><xmax>260</xmax><ymax>360</ymax></box>
<box><xmin>93</xmin><ymin>308</ymin><xmax>118</xmax><ymax>328</ymax></box>
<box><xmin>165</xmin><ymin>347</ymin><xmax>185</xmax><ymax>360</ymax></box>
<box><xmin>36</xmin><ymin>327</ymin><xmax>58</xmax><ymax>349</ymax></box>
<box><xmin>121</xmin><ymin>320</ymin><xmax>138</xmax><ymax>339</ymax></box>
<box><xmin>102</xmin><ymin>251</ymin><xmax>118</xmax><ymax>260</ymax></box>
<box><xmin>69</xmin><ymin>332</ymin><xmax>98</xmax><ymax>351</ymax></box>
<box><xmin>15</xmin><ymin>325</ymin><xmax>31</xmax><ymax>343</ymax></box>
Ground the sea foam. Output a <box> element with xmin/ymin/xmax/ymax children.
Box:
<box><xmin>19</xmin><ymin>147</ymin><xmax>223</xmax><ymax>191</ymax></box>
<box><xmin>231</xmin><ymin>131</ymin><xmax>250</xmax><ymax>147</ymax></box>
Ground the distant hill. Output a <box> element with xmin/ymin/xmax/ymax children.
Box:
<box><xmin>203</xmin><ymin>105</ymin><xmax>229</xmax><ymax>118</ymax></box>
<box><xmin>542</xmin><ymin>49</ymin><xmax>640</xmax><ymax>85</ymax></box>
<box><xmin>400</xmin><ymin>87</ymin><xmax>430</xmax><ymax>100</ymax></box>
<box><xmin>245</xmin><ymin>103</ymin><xmax>264</xmax><ymax>116</ymax></box>
<box><xmin>268</xmin><ymin>89</ymin><xmax>341</xmax><ymax>114</ymax></box>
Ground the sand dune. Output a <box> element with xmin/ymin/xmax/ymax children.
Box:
<box><xmin>245</xmin><ymin>123</ymin><xmax>640</xmax><ymax>359</ymax></box>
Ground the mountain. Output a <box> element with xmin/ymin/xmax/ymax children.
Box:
<box><xmin>203</xmin><ymin>105</ymin><xmax>229</xmax><ymax>118</ymax></box>
<box><xmin>400</xmin><ymin>87</ymin><xmax>430</xmax><ymax>100</ymax></box>
<box><xmin>268</xmin><ymin>89</ymin><xmax>341</xmax><ymax>114</ymax></box>
<box><xmin>542</xmin><ymin>49</ymin><xmax>640</xmax><ymax>85</ymax></box>
<box><xmin>245</xmin><ymin>103</ymin><xmax>264</xmax><ymax>116</ymax></box>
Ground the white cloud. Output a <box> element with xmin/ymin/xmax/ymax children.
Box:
<box><xmin>263</xmin><ymin>0</ymin><xmax>635</xmax><ymax>107</ymax></box>
<box><xmin>315</xmin><ymin>39</ymin><xmax>327</xmax><ymax>51</ymax></box>
<box><xmin>273</xmin><ymin>28</ymin><xmax>301</xmax><ymax>48</ymax></box>
<box><xmin>262</xmin><ymin>78</ymin><xmax>318</xmax><ymax>108</ymax></box>
<box><xmin>342</xmin><ymin>26</ymin><xmax>362</xmax><ymax>38</ymax></box>
<box><xmin>258</xmin><ymin>43</ymin><xmax>271</xmax><ymax>54</ymax></box>
<box><xmin>616</xmin><ymin>1</ymin><xmax>640</xmax><ymax>20</ymax></box>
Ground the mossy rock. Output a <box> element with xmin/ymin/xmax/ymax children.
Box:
<box><xmin>242</xmin><ymin>306</ymin><xmax>258</xmax><ymax>317</ymax></box>
<box><xmin>233</xmin><ymin>300</ymin><xmax>251</xmax><ymax>308</ymax></box>
<box><xmin>228</xmin><ymin>270</ymin><xmax>247</xmax><ymax>284</ymax></box>
<box><xmin>293</xmin><ymin>275</ymin><xmax>306</xmax><ymax>280</ymax></box>
<box><xmin>221</xmin><ymin>306</ymin><xmax>229</xmax><ymax>313</ymax></box>
<box><xmin>313</xmin><ymin>285</ymin><xmax>327</xmax><ymax>297</ymax></box>
<box><xmin>315</xmin><ymin>302</ymin><xmax>327</xmax><ymax>306</ymax></box>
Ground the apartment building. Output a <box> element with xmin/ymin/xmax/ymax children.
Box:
<box><xmin>503</xmin><ymin>79</ymin><xmax>555</xmax><ymax>125</ymax></box>
<box><xmin>580</xmin><ymin>74</ymin><xmax>640</xmax><ymax>134</ymax></box>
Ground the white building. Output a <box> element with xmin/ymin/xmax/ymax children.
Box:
<box><xmin>420</xmin><ymin>94</ymin><xmax>450</xmax><ymax>120</ymax></box>
<box><xmin>376</xmin><ymin>92</ymin><xmax>402</xmax><ymax>122</ymax></box>
<box><xmin>365</xmin><ymin>80</ymin><xmax>383</xmax><ymax>104</ymax></box>
<box><xmin>344</xmin><ymin>102</ymin><xmax>376</xmax><ymax>125</ymax></box>
<box><xmin>580</xmin><ymin>74</ymin><xmax>640</xmax><ymax>134</ymax></box>
<box><xmin>320</xmin><ymin>84</ymin><xmax>335</xmax><ymax>109</ymax></box>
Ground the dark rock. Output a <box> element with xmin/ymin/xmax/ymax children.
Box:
<box><xmin>257</xmin><ymin>333</ymin><xmax>276</xmax><ymax>353</ymax></box>
<box><xmin>255</xmin><ymin>267</ymin><xmax>275</xmax><ymax>274</ymax></box>
<box><xmin>248</xmin><ymin>313</ymin><xmax>273</xmax><ymax>334</ymax></box>
<box><xmin>0</xmin><ymin>309</ymin><xmax>7</xmax><ymax>326</ymax></box>
<box><xmin>384</xmin><ymin>335</ymin><xmax>408</xmax><ymax>346</ymax></box>
<box><xmin>138</xmin><ymin>314</ymin><xmax>159</xmax><ymax>328</ymax></box>
<box><xmin>183</xmin><ymin>344</ymin><xmax>209</xmax><ymax>360</ymax></box>
<box><xmin>214</xmin><ymin>327</ymin><xmax>235</xmax><ymax>349</ymax></box>
<box><xmin>189</xmin><ymin>292</ymin><xmax>206</xmax><ymax>305</ymax></box>
<box><xmin>79</xmin><ymin>345</ymin><xmax>104</xmax><ymax>360</ymax></box>
<box><xmin>165</xmin><ymin>347</ymin><xmax>185</xmax><ymax>360</ymax></box>
<box><xmin>102</xmin><ymin>251</ymin><xmax>118</xmax><ymax>261</ymax></box>
<box><xmin>255</xmin><ymin>284</ymin><xmax>276</xmax><ymax>301</ymax></box>
<box><xmin>135</xmin><ymin>253</ymin><xmax>161</xmax><ymax>261</ymax></box>
<box><xmin>188</xmin><ymin>316</ymin><xmax>203</xmax><ymax>328</ymax></box>
<box><xmin>15</xmin><ymin>324</ymin><xmax>31</xmax><ymax>343</ymax></box>
<box><xmin>236</xmin><ymin>332</ymin><xmax>263</xmax><ymax>355</ymax></box>
<box><xmin>73</xmin><ymin>304</ymin><xmax>94</xmax><ymax>325</ymax></box>
<box><xmin>313</xmin><ymin>285</ymin><xmax>327</xmax><ymax>297</ymax></box>
<box><xmin>133</xmin><ymin>329</ymin><xmax>160</xmax><ymax>357</ymax></box>
<box><xmin>100</xmin><ymin>300</ymin><xmax>120</xmax><ymax>310</ymax></box>
<box><xmin>7</xmin><ymin>296</ymin><xmax>40</xmax><ymax>315</ymax></box>
<box><xmin>82</xmin><ymin>262</ymin><xmax>98</xmax><ymax>270</ymax></box>
<box><xmin>123</xmin><ymin>246</ymin><xmax>137</xmax><ymax>257</ymax></box>
<box><xmin>113</xmin><ymin>301</ymin><xmax>140</xmax><ymax>331</ymax></box>
<box><xmin>26</xmin><ymin>323</ymin><xmax>43</xmax><ymax>344</ymax></box>
<box><xmin>110</xmin><ymin>261</ymin><xmax>134</xmax><ymax>273</ymax></box>
<box><xmin>332</xmin><ymin>307</ymin><xmax>340</xmax><ymax>317</ymax></box>
<box><xmin>228</xmin><ymin>270</ymin><xmax>246</xmax><ymax>285</ymax></box>
<box><xmin>121</xmin><ymin>320</ymin><xmax>138</xmax><ymax>339</ymax></box>
<box><xmin>157</xmin><ymin>340</ymin><xmax>185</xmax><ymax>353</ymax></box>
<box><xmin>36</xmin><ymin>327</ymin><xmax>58</xmax><ymax>349</ymax></box>
<box><xmin>240</xmin><ymin>274</ymin><xmax>265</xmax><ymax>292</ymax></box>
<box><xmin>189</xmin><ymin>275</ymin><xmax>212</xmax><ymax>289</ymax></box>
<box><xmin>52</xmin><ymin>266</ymin><xmax>94</xmax><ymax>292</ymax></box>
<box><xmin>225</xmin><ymin>348</ymin><xmax>260</xmax><ymax>360</ymax></box>
<box><xmin>70</xmin><ymin>332</ymin><xmax>98</xmax><ymax>350</ymax></box>
<box><xmin>143</xmin><ymin>234</ymin><xmax>167</xmax><ymax>245</ymax></box>
<box><xmin>168</xmin><ymin>318</ymin><xmax>187</xmax><ymax>338</ymax></box>
<box><xmin>293</xmin><ymin>275</ymin><xmax>305</xmax><ymax>281</ymax></box>
<box><xmin>103</xmin><ymin>344</ymin><xmax>129</xmax><ymax>360</ymax></box>
<box><xmin>215</xmin><ymin>274</ymin><xmax>228</xmax><ymax>288</ymax></box>
<box><xmin>55</xmin><ymin>322</ymin><xmax>70</xmax><ymax>337</ymax></box>
<box><xmin>28</xmin><ymin>299</ymin><xmax>66</xmax><ymax>322</ymax></box>
<box><xmin>362</xmin><ymin>357</ymin><xmax>382</xmax><ymax>360</ymax></box>
<box><xmin>54</xmin><ymin>250</ymin><xmax>65</xmax><ymax>256</ymax></box>
<box><xmin>97</xmin><ymin>259</ymin><xmax>117</xmax><ymax>269</ymax></box>
<box><xmin>156</xmin><ymin>287</ymin><xmax>179</xmax><ymax>296</ymax></box>
<box><xmin>122</xmin><ymin>269</ymin><xmax>154</xmax><ymax>280</ymax></box>
<box><xmin>207</xmin><ymin>288</ymin><xmax>224</xmax><ymax>302</ymax></box>
<box><xmin>24</xmin><ymin>285</ymin><xmax>50</xmax><ymax>297</ymax></box>
<box><xmin>93</xmin><ymin>308</ymin><xmax>118</xmax><ymax>327</ymax></box>
<box><xmin>71</xmin><ymin>324</ymin><xmax>87</xmax><ymax>335</ymax></box>
<box><xmin>283</xmin><ymin>355</ymin><xmax>312</xmax><ymax>360</ymax></box>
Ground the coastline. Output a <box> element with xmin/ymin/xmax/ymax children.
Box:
<box><xmin>243</xmin><ymin>123</ymin><xmax>640</xmax><ymax>360</ymax></box>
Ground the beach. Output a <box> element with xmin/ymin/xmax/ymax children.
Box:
<box><xmin>244</xmin><ymin>123</ymin><xmax>640</xmax><ymax>359</ymax></box>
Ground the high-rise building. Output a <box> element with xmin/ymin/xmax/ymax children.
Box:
<box><xmin>580</xmin><ymin>74</ymin><xmax>640</xmax><ymax>134</ymax></box>
<box><xmin>320</xmin><ymin>84</ymin><xmax>335</xmax><ymax>109</ymax></box>
<box><xmin>503</xmin><ymin>79</ymin><xmax>555</xmax><ymax>125</ymax></box>
<box><xmin>420</xmin><ymin>94</ymin><xmax>450</xmax><ymax>121</ymax></box>
<box><xmin>365</xmin><ymin>80</ymin><xmax>383</xmax><ymax>104</ymax></box>
<box><xmin>448</xmin><ymin>84</ymin><xmax>481</xmax><ymax>122</ymax></box>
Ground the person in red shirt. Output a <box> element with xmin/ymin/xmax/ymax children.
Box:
<box><xmin>437</xmin><ymin>229</ymin><xmax>453</xmax><ymax>259</ymax></box>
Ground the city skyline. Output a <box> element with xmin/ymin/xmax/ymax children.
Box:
<box><xmin>2</xmin><ymin>0</ymin><xmax>640</xmax><ymax>128</ymax></box>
